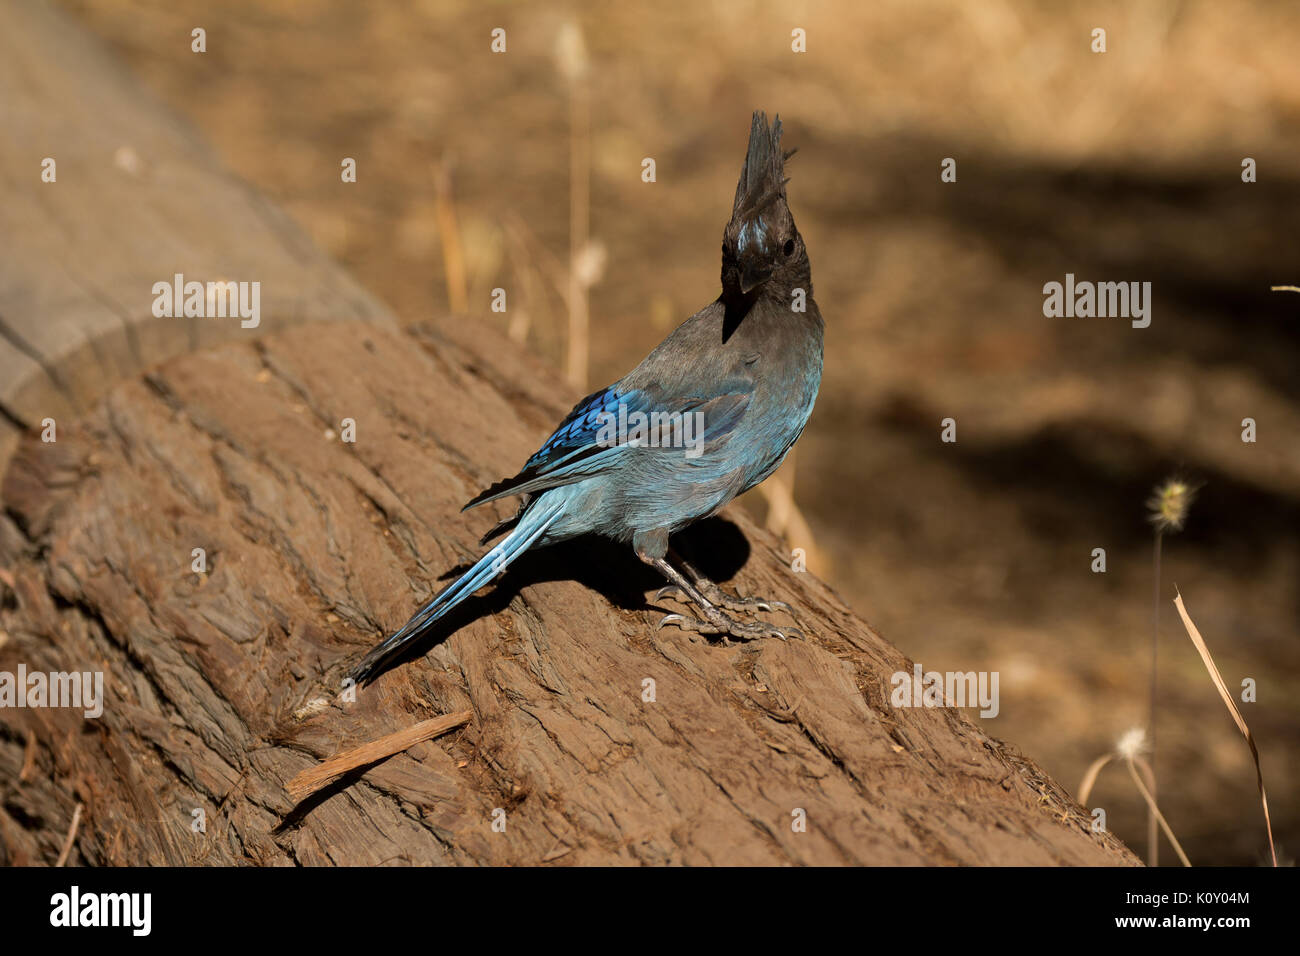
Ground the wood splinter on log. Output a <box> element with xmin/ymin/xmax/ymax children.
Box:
<box><xmin>287</xmin><ymin>712</ymin><xmax>473</xmax><ymax>802</ymax></box>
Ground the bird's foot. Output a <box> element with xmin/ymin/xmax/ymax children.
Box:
<box><xmin>654</xmin><ymin>584</ymin><xmax>791</xmax><ymax>615</ymax></box>
<box><xmin>656</xmin><ymin>610</ymin><xmax>802</xmax><ymax>643</ymax></box>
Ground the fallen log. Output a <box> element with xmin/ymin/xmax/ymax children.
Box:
<box><xmin>0</xmin><ymin>316</ymin><xmax>1137</xmax><ymax>865</ymax></box>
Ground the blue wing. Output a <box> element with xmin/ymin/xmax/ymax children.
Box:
<box><xmin>523</xmin><ymin>385</ymin><xmax>641</xmax><ymax>471</ymax></box>
<box><xmin>462</xmin><ymin>381</ymin><xmax>751</xmax><ymax>511</ymax></box>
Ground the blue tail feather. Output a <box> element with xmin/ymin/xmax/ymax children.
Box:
<box><xmin>351</xmin><ymin>498</ymin><xmax>564</xmax><ymax>682</ymax></box>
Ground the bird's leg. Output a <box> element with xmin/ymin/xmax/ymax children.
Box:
<box><xmin>655</xmin><ymin>549</ymin><xmax>793</xmax><ymax>615</ymax></box>
<box><xmin>640</xmin><ymin>551</ymin><xmax>801</xmax><ymax>642</ymax></box>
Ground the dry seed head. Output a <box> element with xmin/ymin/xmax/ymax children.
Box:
<box><xmin>1147</xmin><ymin>477</ymin><xmax>1196</xmax><ymax>533</ymax></box>
<box><xmin>1115</xmin><ymin>726</ymin><xmax>1149</xmax><ymax>760</ymax></box>
<box><xmin>554</xmin><ymin>21</ymin><xmax>588</xmax><ymax>83</ymax></box>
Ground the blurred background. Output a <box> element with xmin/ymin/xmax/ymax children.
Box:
<box><xmin>55</xmin><ymin>0</ymin><xmax>1298</xmax><ymax>864</ymax></box>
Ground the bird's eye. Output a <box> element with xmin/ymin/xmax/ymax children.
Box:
<box><xmin>782</xmin><ymin>239</ymin><xmax>796</xmax><ymax>257</ymax></box>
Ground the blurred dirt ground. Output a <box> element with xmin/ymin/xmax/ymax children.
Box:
<box><xmin>56</xmin><ymin>0</ymin><xmax>1299</xmax><ymax>864</ymax></box>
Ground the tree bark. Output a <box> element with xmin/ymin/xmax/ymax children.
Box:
<box><xmin>0</xmin><ymin>317</ymin><xmax>1137</xmax><ymax>865</ymax></box>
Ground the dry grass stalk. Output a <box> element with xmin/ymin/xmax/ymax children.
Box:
<box><xmin>558</xmin><ymin>21</ymin><xmax>591</xmax><ymax>388</ymax></box>
<box><xmin>435</xmin><ymin>158</ymin><xmax>468</xmax><ymax>314</ymax></box>
<box><xmin>1077</xmin><ymin>753</ymin><xmax>1112</xmax><ymax>805</ymax></box>
<box><xmin>286</xmin><ymin>710</ymin><xmax>472</xmax><ymax>801</ymax></box>
<box><xmin>503</xmin><ymin>218</ymin><xmax>542</xmax><ymax>344</ymax></box>
<box><xmin>504</xmin><ymin>212</ymin><xmax>572</xmax><ymax>307</ymax></box>
<box><xmin>756</xmin><ymin>471</ymin><xmax>826</xmax><ymax>574</ymax></box>
<box><xmin>764</xmin><ymin>449</ymin><xmax>798</xmax><ymax>534</ymax></box>
<box><xmin>1147</xmin><ymin>527</ymin><xmax>1162</xmax><ymax>866</ymax></box>
<box><xmin>1172</xmin><ymin>592</ymin><xmax>1278</xmax><ymax>866</ymax></box>
<box><xmin>1143</xmin><ymin>476</ymin><xmax>1195</xmax><ymax>865</ymax></box>
<box><xmin>1125</xmin><ymin>758</ymin><xmax>1191</xmax><ymax>867</ymax></box>
<box><xmin>55</xmin><ymin>802</ymin><xmax>83</xmax><ymax>867</ymax></box>
<box><xmin>18</xmin><ymin>729</ymin><xmax>38</xmax><ymax>782</ymax></box>
<box><xmin>1078</xmin><ymin>731</ymin><xmax>1191</xmax><ymax>867</ymax></box>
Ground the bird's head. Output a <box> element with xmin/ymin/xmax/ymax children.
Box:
<box><xmin>721</xmin><ymin>111</ymin><xmax>807</xmax><ymax>299</ymax></box>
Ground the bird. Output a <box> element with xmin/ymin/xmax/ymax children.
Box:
<box><xmin>351</xmin><ymin>111</ymin><xmax>823</xmax><ymax>683</ymax></box>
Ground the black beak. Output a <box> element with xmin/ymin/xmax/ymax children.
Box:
<box><xmin>739</xmin><ymin>260</ymin><xmax>773</xmax><ymax>294</ymax></box>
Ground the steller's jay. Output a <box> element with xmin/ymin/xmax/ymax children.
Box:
<box><xmin>352</xmin><ymin>111</ymin><xmax>823</xmax><ymax>682</ymax></box>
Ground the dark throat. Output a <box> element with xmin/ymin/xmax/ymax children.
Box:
<box><xmin>719</xmin><ymin>286</ymin><xmax>759</xmax><ymax>343</ymax></box>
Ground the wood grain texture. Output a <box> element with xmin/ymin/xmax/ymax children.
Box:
<box><xmin>0</xmin><ymin>317</ymin><xmax>1138</xmax><ymax>866</ymax></box>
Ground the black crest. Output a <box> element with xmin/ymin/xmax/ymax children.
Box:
<box><xmin>730</xmin><ymin>111</ymin><xmax>794</xmax><ymax>222</ymax></box>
